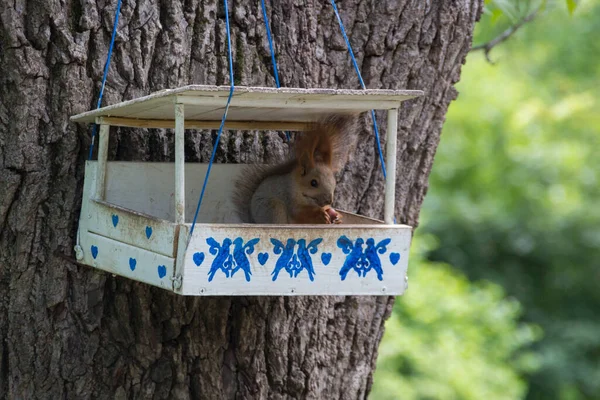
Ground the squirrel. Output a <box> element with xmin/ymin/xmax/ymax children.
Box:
<box><xmin>232</xmin><ymin>114</ymin><xmax>359</xmax><ymax>224</ymax></box>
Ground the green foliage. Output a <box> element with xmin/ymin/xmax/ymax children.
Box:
<box><xmin>483</xmin><ymin>0</ymin><xmax>578</xmax><ymax>23</ymax></box>
<box><xmin>420</xmin><ymin>2</ymin><xmax>600</xmax><ymax>399</ymax></box>
<box><xmin>373</xmin><ymin>1</ymin><xmax>598</xmax><ymax>399</ymax></box>
<box><xmin>371</xmin><ymin>235</ymin><xmax>540</xmax><ymax>400</ymax></box>
<box><xmin>566</xmin><ymin>0</ymin><xmax>579</xmax><ymax>14</ymax></box>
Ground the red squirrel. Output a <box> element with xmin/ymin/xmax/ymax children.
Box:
<box><xmin>233</xmin><ymin>114</ymin><xmax>359</xmax><ymax>224</ymax></box>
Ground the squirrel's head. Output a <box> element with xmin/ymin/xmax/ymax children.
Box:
<box><xmin>292</xmin><ymin>115</ymin><xmax>359</xmax><ymax>208</ymax></box>
<box><xmin>294</xmin><ymin>150</ymin><xmax>336</xmax><ymax>208</ymax></box>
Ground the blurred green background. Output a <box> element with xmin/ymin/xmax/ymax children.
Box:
<box><xmin>371</xmin><ymin>1</ymin><xmax>599</xmax><ymax>399</ymax></box>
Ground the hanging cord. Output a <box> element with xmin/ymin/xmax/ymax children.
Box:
<box><xmin>88</xmin><ymin>0</ymin><xmax>123</xmax><ymax>160</ymax></box>
<box><xmin>188</xmin><ymin>0</ymin><xmax>236</xmax><ymax>241</ymax></box>
<box><xmin>259</xmin><ymin>0</ymin><xmax>291</xmax><ymax>141</ymax></box>
<box><xmin>329</xmin><ymin>0</ymin><xmax>396</xmax><ymax>223</ymax></box>
<box><xmin>329</xmin><ymin>0</ymin><xmax>386</xmax><ymax>178</ymax></box>
<box><xmin>260</xmin><ymin>0</ymin><xmax>280</xmax><ymax>88</ymax></box>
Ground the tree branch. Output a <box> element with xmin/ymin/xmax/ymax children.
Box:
<box><xmin>471</xmin><ymin>5</ymin><xmax>542</xmax><ymax>63</ymax></box>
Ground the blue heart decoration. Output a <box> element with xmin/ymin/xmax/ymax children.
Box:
<box><xmin>145</xmin><ymin>226</ymin><xmax>153</xmax><ymax>239</ymax></box>
<box><xmin>112</xmin><ymin>214</ymin><xmax>119</xmax><ymax>227</ymax></box>
<box><xmin>321</xmin><ymin>252</ymin><xmax>332</xmax><ymax>266</ymax></box>
<box><xmin>157</xmin><ymin>265</ymin><xmax>167</xmax><ymax>278</ymax></box>
<box><xmin>193</xmin><ymin>252</ymin><xmax>205</xmax><ymax>267</ymax></box>
<box><xmin>129</xmin><ymin>257</ymin><xmax>137</xmax><ymax>271</ymax></box>
<box><xmin>390</xmin><ymin>252</ymin><xmax>401</xmax><ymax>265</ymax></box>
<box><xmin>258</xmin><ymin>252</ymin><xmax>269</xmax><ymax>265</ymax></box>
<box><xmin>91</xmin><ymin>245</ymin><xmax>98</xmax><ymax>259</ymax></box>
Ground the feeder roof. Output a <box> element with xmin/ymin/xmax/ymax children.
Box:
<box><xmin>70</xmin><ymin>85</ymin><xmax>423</xmax><ymax>131</ymax></box>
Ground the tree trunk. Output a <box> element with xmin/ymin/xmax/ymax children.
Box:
<box><xmin>0</xmin><ymin>0</ymin><xmax>481</xmax><ymax>398</ymax></box>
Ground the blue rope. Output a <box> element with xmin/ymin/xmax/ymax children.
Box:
<box><xmin>329</xmin><ymin>0</ymin><xmax>396</xmax><ymax>223</ymax></box>
<box><xmin>260</xmin><ymin>0</ymin><xmax>280</xmax><ymax>88</ymax></box>
<box><xmin>88</xmin><ymin>0</ymin><xmax>122</xmax><ymax>160</ymax></box>
<box><xmin>329</xmin><ymin>0</ymin><xmax>386</xmax><ymax>179</ymax></box>
<box><xmin>259</xmin><ymin>0</ymin><xmax>291</xmax><ymax>141</ymax></box>
<box><xmin>189</xmin><ymin>0</ymin><xmax>235</xmax><ymax>239</ymax></box>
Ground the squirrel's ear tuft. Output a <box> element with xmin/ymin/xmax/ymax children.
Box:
<box><xmin>313</xmin><ymin>148</ymin><xmax>330</xmax><ymax>164</ymax></box>
<box><xmin>295</xmin><ymin>112</ymin><xmax>360</xmax><ymax>171</ymax></box>
<box><xmin>298</xmin><ymin>151</ymin><xmax>312</xmax><ymax>175</ymax></box>
<box><xmin>296</xmin><ymin>129</ymin><xmax>318</xmax><ymax>170</ymax></box>
<box><xmin>312</xmin><ymin>131</ymin><xmax>333</xmax><ymax>166</ymax></box>
<box><xmin>300</xmin><ymin>165</ymin><xmax>307</xmax><ymax>176</ymax></box>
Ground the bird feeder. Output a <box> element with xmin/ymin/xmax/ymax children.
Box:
<box><xmin>70</xmin><ymin>85</ymin><xmax>423</xmax><ymax>296</ymax></box>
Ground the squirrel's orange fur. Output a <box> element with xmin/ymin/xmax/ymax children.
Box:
<box><xmin>232</xmin><ymin>114</ymin><xmax>359</xmax><ymax>224</ymax></box>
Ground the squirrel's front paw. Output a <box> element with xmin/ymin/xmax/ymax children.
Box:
<box><xmin>321</xmin><ymin>208</ymin><xmax>332</xmax><ymax>224</ymax></box>
<box><xmin>323</xmin><ymin>206</ymin><xmax>342</xmax><ymax>224</ymax></box>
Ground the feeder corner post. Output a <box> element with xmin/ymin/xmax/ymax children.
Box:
<box><xmin>175</xmin><ymin>103</ymin><xmax>185</xmax><ymax>225</ymax></box>
<box><xmin>94</xmin><ymin>121</ymin><xmax>110</xmax><ymax>201</ymax></box>
<box><xmin>384</xmin><ymin>108</ymin><xmax>399</xmax><ymax>225</ymax></box>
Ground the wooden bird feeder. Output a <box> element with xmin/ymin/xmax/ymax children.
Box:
<box><xmin>70</xmin><ymin>85</ymin><xmax>423</xmax><ymax>296</ymax></box>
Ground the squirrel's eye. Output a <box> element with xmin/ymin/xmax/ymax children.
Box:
<box><xmin>310</xmin><ymin>179</ymin><xmax>318</xmax><ymax>188</ymax></box>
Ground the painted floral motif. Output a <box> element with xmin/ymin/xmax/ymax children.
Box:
<box><xmin>206</xmin><ymin>237</ymin><xmax>260</xmax><ymax>282</ymax></box>
<box><xmin>270</xmin><ymin>238</ymin><xmax>322</xmax><ymax>281</ymax></box>
<box><xmin>337</xmin><ymin>236</ymin><xmax>391</xmax><ymax>281</ymax></box>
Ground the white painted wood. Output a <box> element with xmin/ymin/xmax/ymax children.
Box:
<box><xmin>186</xmin><ymin>106</ymin><xmax>280</xmax><ymax>123</ymax></box>
<box><xmin>178</xmin><ymin>223</ymin><xmax>411</xmax><ymax>296</ymax></box>
<box><xmin>86</xmin><ymin>199</ymin><xmax>178</xmax><ymax>258</ymax></box>
<box><xmin>385</xmin><ymin>109</ymin><xmax>398</xmax><ymax>225</ymax></box>
<box><xmin>175</xmin><ymin>104</ymin><xmax>185</xmax><ymax>224</ymax></box>
<box><xmin>96</xmin><ymin>161</ymin><xmax>242</xmax><ymax>223</ymax></box>
<box><xmin>77</xmin><ymin>164</ymin><xmax>177</xmax><ymax>291</ymax></box>
<box><xmin>173</xmin><ymin>226</ymin><xmax>189</xmax><ymax>293</ymax></box>
<box><xmin>93</xmin><ymin>97</ymin><xmax>166</xmax><ymax>119</ymax></box>
<box><xmin>70</xmin><ymin>85</ymin><xmax>424</xmax><ymax>127</ymax></box>
<box><xmin>91</xmin><ymin>161</ymin><xmax>389</xmax><ymax>225</ymax></box>
<box><xmin>77</xmin><ymin>161</ymin><xmax>413</xmax><ymax>296</ymax></box>
<box><xmin>72</xmin><ymin>85</ymin><xmax>422</xmax><ymax>295</ymax></box>
<box><xmin>95</xmin><ymin>116</ymin><xmax>311</xmax><ymax>131</ymax></box>
<box><xmin>175</xmin><ymin>95</ymin><xmax>403</xmax><ymax>111</ymax></box>
<box><xmin>80</xmin><ymin>231</ymin><xmax>175</xmax><ymax>291</ymax></box>
<box><xmin>132</xmin><ymin>103</ymin><xmax>180</xmax><ymax>120</ymax></box>
<box><xmin>95</xmin><ymin>124</ymin><xmax>110</xmax><ymax>200</ymax></box>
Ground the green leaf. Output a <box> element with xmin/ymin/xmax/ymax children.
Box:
<box><xmin>491</xmin><ymin>8</ymin><xmax>504</xmax><ymax>24</ymax></box>
<box><xmin>566</xmin><ymin>0</ymin><xmax>578</xmax><ymax>15</ymax></box>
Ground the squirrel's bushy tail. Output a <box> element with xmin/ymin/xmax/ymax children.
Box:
<box><xmin>232</xmin><ymin>161</ymin><xmax>295</xmax><ymax>223</ymax></box>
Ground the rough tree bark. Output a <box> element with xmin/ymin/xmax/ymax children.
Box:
<box><xmin>0</xmin><ymin>0</ymin><xmax>482</xmax><ymax>399</ymax></box>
